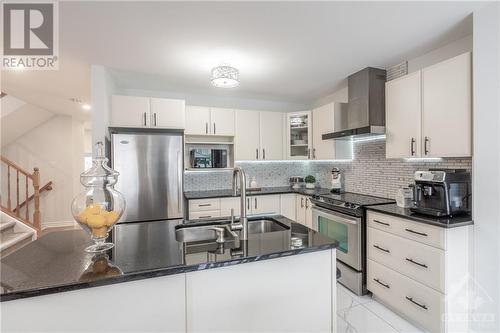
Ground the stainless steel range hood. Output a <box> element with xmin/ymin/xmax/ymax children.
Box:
<box><xmin>322</xmin><ymin>67</ymin><xmax>387</xmax><ymax>140</ymax></box>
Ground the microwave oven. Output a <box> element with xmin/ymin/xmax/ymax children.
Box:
<box><xmin>189</xmin><ymin>148</ymin><xmax>228</xmax><ymax>168</ymax></box>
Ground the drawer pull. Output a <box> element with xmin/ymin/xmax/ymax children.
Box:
<box><xmin>405</xmin><ymin>228</ymin><xmax>428</xmax><ymax>237</ymax></box>
<box><xmin>198</xmin><ymin>204</ymin><xmax>212</xmax><ymax>207</ymax></box>
<box><xmin>373</xmin><ymin>219</ymin><xmax>390</xmax><ymax>226</ymax></box>
<box><xmin>405</xmin><ymin>258</ymin><xmax>428</xmax><ymax>268</ymax></box>
<box><xmin>198</xmin><ymin>215</ymin><xmax>212</xmax><ymax>219</ymax></box>
<box><xmin>373</xmin><ymin>244</ymin><xmax>390</xmax><ymax>253</ymax></box>
<box><xmin>373</xmin><ymin>278</ymin><xmax>390</xmax><ymax>289</ymax></box>
<box><xmin>405</xmin><ymin>296</ymin><xmax>428</xmax><ymax>310</ymax></box>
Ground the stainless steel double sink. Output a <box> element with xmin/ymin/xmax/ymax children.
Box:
<box><xmin>175</xmin><ymin>218</ymin><xmax>289</xmax><ymax>244</ymax></box>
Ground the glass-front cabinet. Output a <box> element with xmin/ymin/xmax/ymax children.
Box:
<box><xmin>286</xmin><ymin>111</ymin><xmax>313</xmax><ymax>159</ymax></box>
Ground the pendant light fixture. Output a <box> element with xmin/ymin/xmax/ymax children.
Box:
<box><xmin>211</xmin><ymin>65</ymin><xmax>240</xmax><ymax>88</ymax></box>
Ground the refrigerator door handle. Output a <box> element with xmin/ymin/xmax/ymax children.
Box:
<box><xmin>177</xmin><ymin>151</ymin><xmax>183</xmax><ymax>214</ymax></box>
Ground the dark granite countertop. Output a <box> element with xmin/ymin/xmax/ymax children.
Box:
<box><xmin>0</xmin><ymin>215</ymin><xmax>337</xmax><ymax>302</ymax></box>
<box><xmin>184</xmin><ymin>186</ymin><xmax>332</xmax><ymax>200</ymax></box>
<box><xmin>366</xmin><ymin>203</ymin><xmax>474</xmax><ymax>228</ymax></box>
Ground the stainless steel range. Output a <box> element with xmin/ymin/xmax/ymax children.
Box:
<box><xmin>310</xmin><ymin>192</ymin><xmax>394</xmax><ymax>295</ymax></box>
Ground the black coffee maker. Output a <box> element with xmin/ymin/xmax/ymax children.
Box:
<box><xmin>410</xmin><ymin>169</ymin><xmax>471</xmax><ymax>217</ymax></box>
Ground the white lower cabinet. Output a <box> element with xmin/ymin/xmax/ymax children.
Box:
<box><xmin>295</xmin><ymin>194</ymin><xmax>313</xmax><ymax>228</ymax></box>
<box><xmin>368</xmin><ymin>259</ymin><xmax>444</xmax><ymax>333</ymax></box>
<box><xmin>186</xmin><ymin>249</ymin><xmax>336</xmax><ymax>332</ymax></box>
<box><xmin>220</xmin><ymin>197</ymin><xmax>241</xmax><ymax>217</ymax></box>
<box><xmin>189</xmin><ymin>195</ymin><xmax>281</xmax><ymax>220</ymax></box>
<box><xmin>280</xmin><ymin>193</ymin><xmax>296</xmax><ymax>220</ymax></box>
<box><xmin>1</xmin><ymin>274</ymin><xmax>186</xmax><ymax>332</ymax></box>
<box><xmin>366</xmin><ymin>210</ymin><xmax>472</xmax><ymax>333</ymax></box>
<box><xmin>251</xmin><ymin>194</ymin><xmax>280</xmax><ymax>215</ymax></box>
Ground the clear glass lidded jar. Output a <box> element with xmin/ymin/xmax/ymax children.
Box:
<box><xmin>71</xmin><ymin>142</ymin><xmax>125</xmax><ymax>253</ymax></box>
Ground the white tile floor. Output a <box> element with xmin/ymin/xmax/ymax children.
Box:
<box><xmin>336</xmin><ymin>283</ymin><xmax>426</xmax><ymax>333</ymax></box>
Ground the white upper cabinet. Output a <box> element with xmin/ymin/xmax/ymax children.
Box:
<box><xmin>185</xmin><ymin>106</ymin><xmax>235</xmax><ymax>136</ymax></box>
<box><xmin>385</xmin><ymin>52</ymin><xmax>472</xmax><ymax>158</ymax></box>
<box><xmin>111</xmin><ymin>95</ymin><xmax>185</xmax><ymax>129</ymax></box>
<box><xmin>260</xmin><ymin>111</ymin><xmax>283</xmax><ymax>160</ymax></box>
<box><xmin>235</xmin><ymin>110</ymin><xmax>283</xmax><ymax>161</ymax></box>
<box><xmin>422</xmin><ymin>52</ymin><xmax>472</xmax><ymax>157</ymax></box>
<box><xmin>312</xmin><ymin>103</ymin><xmax>336</xmax><ymax>160</ymax></box>
<box><xmin>185</xmin><ymin>106</ymin><xmax>211</xmax><ymax>135</ymax></box>
<box><xmin>235</xmin><ymin>110</ymin><xmax>260</xmax><ymax>160</ymax></box>
<box><xmin>286</xmin><ymin>111</ymin><xmax>313</xmax><ymax>159</ymax></box>
<box><xmin>111</xmin><ymin>95</ymin><xmax>151</xmax><ymax>127</ymax></box>
<box><xmin>385</xmin><ymin>71</ymin><xmax>422</xmax><ymax>158</ymax></box>
<box><xmin>210</xmin><ymin>108</ymin><xmax>235</xmax><ymax>136</ymax></box>
<box><xmin>150</xmin><ymin>98</ymin><xmax>185</xmax><ymax>129</ymax></box>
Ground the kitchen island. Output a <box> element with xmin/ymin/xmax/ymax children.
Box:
<box><xmin>1</xmin><ymin>215</ymin><xmax>338</xmax><ymax>332</ymax></box>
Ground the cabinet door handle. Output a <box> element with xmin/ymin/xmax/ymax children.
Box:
<box><xmin>262</xmin><ymin>149</ymin><xmax>265</xmax><ymax>160</ymax></box>
<box><xmin>213</xmin><ymin>123</ymin><xmax>216</xmax><ymax>134</ymax></box>
<box><xmin>205</xmin><ymin>123</ymin><xmax>208</xmax><ymax>134</ymax></box>
<box><xmin>254</xmin><ymin>197</ymin><xmax>257</xmax><ymax>210</ymax></box>
<box><xmin>410</xmin><ymin>138</ymin><xmax>416</xmax><ymax>156</ymax></box>
<box><xmin>305</xmin><ymin>198</ymin><xmax>309</xmax><ymax>209</ymax></box>
<box><xmin>256</xmin><ymin>149</ymin><xmax>259</xmax><ymax>160</ymax></box>
<box><xmin>313</xmin><ymin>148</ymin><xmax>316</xmax><ymax>159</ymax></box>
<box><xmin>373</xmin><ymin>244</ymin><xmax>390</xmax><ymax>253</ymax></box>
<box><xmin>373</xmin><ymin>278</ymin><xmax>390</xmax><ymax>289</ymax></box>
<box><xmin>143</xmin><ymin>112</ymin><xmax>147</xmax><ymax>126</ymax></box>
<box><xmin>373</xmin><ymin>219</ymin><xmax>390</xmax><ymax>227</ymax></box>
<box><xmin>424</xmin><ymin>137</ymin><xmax>430</xmax><ymax>155</ymax></box>
<box><xmin>301</xmin><ymin>197</ymin><xmax>304</xmax><ymax>208</ymax></box>
<box><xmin>247</xmin><ymin>198</ymin><xmax>250</xmax><ymax>210</ymax></box>
<box><xmin>405</xmin><ymin>296</ymin><xmax>428</xmax><ymax>310</ymax></box>
<box><xmin>307</xmin><ymin>148</ymin><xmax>311</xmax><ymax>159</ymax></box>
<box><xmin>404</xmin><ymin>228</ymin><xmax>428</xmax><ymax>237</ymax></box>
<box><xmin>154</xmin><ymin>113</ymin><xmax>157</xmax><ymax>126</ymax></box>
<box><xmin>405</xmin><ymin>258</ymin><xmax>428</xmax><ymax>268</ymax></box>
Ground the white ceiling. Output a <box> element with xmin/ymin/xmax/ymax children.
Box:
<box><xmin>1</xmin><ymin>1</ymin><xmax>485</xmax><ymax>113</ymax></box>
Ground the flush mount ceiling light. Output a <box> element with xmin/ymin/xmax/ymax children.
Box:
<box><xmin>211</xmin><ymin>65</ymin><xmax>239</xmax><ymax>88</ymax></box>
<box><xmin>70</xmin><ymin>97</ymin><xmax>91</xmax><ymax>110</ymax></box>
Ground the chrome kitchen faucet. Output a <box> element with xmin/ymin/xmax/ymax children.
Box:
<box><xmin>231</xmin><ymin>167</ymin><xmax>248</xmax><ymax>240</ymax></box>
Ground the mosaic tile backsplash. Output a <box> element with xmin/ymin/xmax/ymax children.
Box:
<box><xmin>184</xmin><ymin>140</ymin><xmax>472</xmax><ymax>200</ymax></box>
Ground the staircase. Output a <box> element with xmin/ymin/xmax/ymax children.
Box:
<box><xmin>0</xmin><ymin>155</ymin><xmax>53</xmax><ymax>257</ymax></box>
<box><xmin>0</xmin><ymin>211</ymin><xmax>36</xmax><ymax>258</ymax></box>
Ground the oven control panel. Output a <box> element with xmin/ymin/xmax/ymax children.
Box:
<box><xmin>311</xmin><ymin>195</ymin><xmax>361</xmax><ymax>214</ymax></box>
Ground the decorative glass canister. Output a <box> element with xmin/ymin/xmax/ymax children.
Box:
<box><xmin>71</xmin><ymin>142</ymin><xmax>125</xmax><ymax>253</ymax></box>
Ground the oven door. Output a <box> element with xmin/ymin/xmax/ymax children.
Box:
<box><xmin>312</xmin><ymin>206</ymin><xmax>362</xmax><ymax>271</ymax></box>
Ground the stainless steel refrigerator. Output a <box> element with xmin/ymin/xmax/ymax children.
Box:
<box><xmin>111</xmin><ymin>129</ymin><xmax>184</xmax><ymax>223</ymax></box>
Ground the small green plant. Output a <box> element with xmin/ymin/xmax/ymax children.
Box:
<box><xmin>304</xmin><ymin>175</ymin><xmax>316</xmax><ymax>184</ymax></box>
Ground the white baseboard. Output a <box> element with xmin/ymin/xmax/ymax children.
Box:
<box><xmin>42</xmin><ymin>220</ymin><xmax>77</xmax><ymax>229</ymax></box>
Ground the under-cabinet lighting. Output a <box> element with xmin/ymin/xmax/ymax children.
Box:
<box><xmin>404</xmin><ymin>157</ymin><xmax>443</xmax><ymax>162</ymax></box>
<box><xmin>352</xmin><ymin>135</ymin><xmax>386</xmax><ymax>143</ymax></box>
<box><xmin>234</xmin><ymin>159</ymin><xmax>353</xmax><ymax>163</ymax></box>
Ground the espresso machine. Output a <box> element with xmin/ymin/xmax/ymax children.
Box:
<box><xmin>410</xmin><ymin>169</ymin><xmax>471</xmax><ymax>217</ymax></box>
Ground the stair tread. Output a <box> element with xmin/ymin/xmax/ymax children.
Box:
<box><xmin>0</xmin><ymin>220</ymin><xmax>16</xmax><ymax>232</ymax></box>
<box><xmin>0</xmin><ymin>231</ymin><xmax>34</xmax><ymax>251</ymax></box>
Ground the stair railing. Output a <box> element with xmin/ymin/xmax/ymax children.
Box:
<box><xmin>0</xmin><ymin>156</ymin><xmax>52</xmax><ymax>234</ymax></box>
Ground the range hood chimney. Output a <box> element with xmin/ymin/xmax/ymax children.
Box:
<box><xmin>322</xmin><ymin>67</ymin><xmax>386</xmax><ymax>140</ymax></box>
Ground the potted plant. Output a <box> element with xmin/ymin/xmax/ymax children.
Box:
<box><xmin>304</xmin><ymin>175</ymin><xmax>316</xmax><ymax>189</ymax></box>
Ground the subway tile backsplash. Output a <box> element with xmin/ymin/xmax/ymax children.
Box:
<box><xmin>184</xmin><ymin>140</ymin><xmax>471</xmax><ymax>200</ymax></box>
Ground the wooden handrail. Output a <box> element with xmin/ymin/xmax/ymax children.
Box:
<box><xmin>13</xmin><ymin>181</ymin><xmax>53</xmax><ymax>212</ymax></box>
<box><xmin>0</xmin><ymin>156</ymin><xmax>50</xmax><ymax>234</ymax></box>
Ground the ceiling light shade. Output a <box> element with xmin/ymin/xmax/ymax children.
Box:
<box><xmin>211</xmin><ymin>65</ymin><xmax>239</xmax><ymax>88</ymax></box>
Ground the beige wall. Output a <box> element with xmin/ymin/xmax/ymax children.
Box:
<box><xmin>1</xmin><ymin>115</ymin><xmax>88</xmax><ymax>228</ymax></box>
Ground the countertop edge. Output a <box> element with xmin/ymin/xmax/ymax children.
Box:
<box><xmin>0</xmin><ymin>243</ymin><xmax>337</xmax><ymax>302</ymax></box>
<box><xmin>366</xmin><ymin>204</ymin><xmax>474</xmax><ymax>228</ymax></box>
